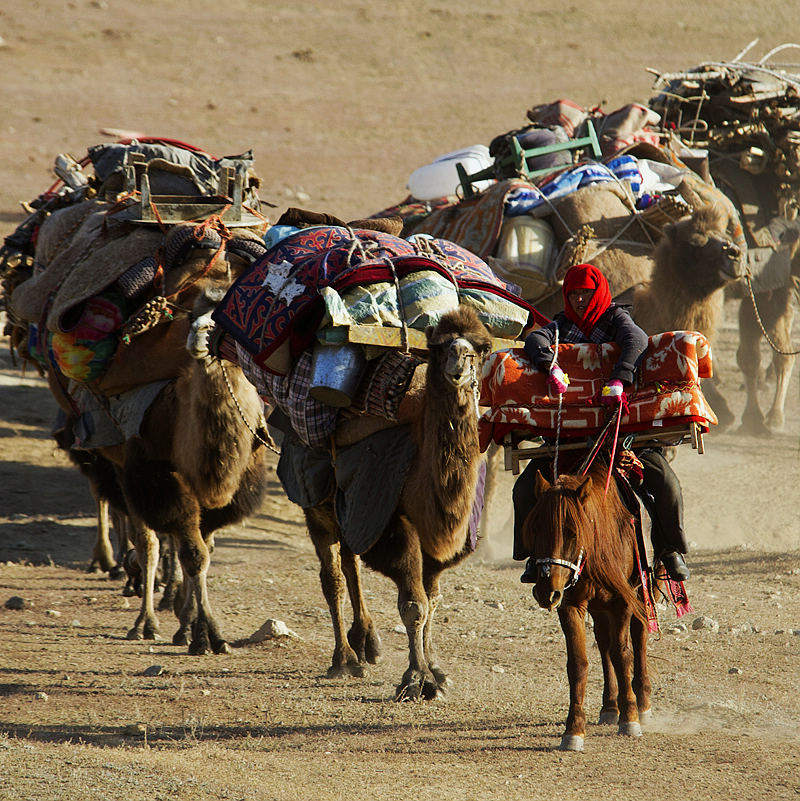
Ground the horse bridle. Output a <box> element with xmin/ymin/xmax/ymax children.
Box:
<box><xmin>535</xmin><ymin>548</ymin><xmax>585</xmax><ymax>590</ymax></box>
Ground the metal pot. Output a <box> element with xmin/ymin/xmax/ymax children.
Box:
<box><xmin>308</xmin><ymin>342</ymin><xmax>367</xmax><ymax>408</ymax></box>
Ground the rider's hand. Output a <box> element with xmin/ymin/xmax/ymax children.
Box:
<box><xmin>600</xmin><ymin>379</ymin><xmax>625</xmax><ymax>406</ymax></box>
<box><xmin>547</xmin><ymin>365</ymin><xmax>569</xmax><ymax>394</ymax></box>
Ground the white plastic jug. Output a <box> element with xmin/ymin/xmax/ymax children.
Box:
<box><xmin>407</xmin><ymin>145</ymin><xmax>494</xmax><ymax>201</ymax></box>
<box><xmin>492</xmin><ymin>215</ymin><xmax>557</xmax><ymax>303</ymax></box>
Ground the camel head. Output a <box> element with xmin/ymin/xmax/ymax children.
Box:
<box><xmin>660</xmin><ymin>204</ymin><xmax>744</xmax><ymax>295</ymax></box>
<box><xmin>425</xmin><ymin>305</ymin><xmax>492</xmax><ymax>393</ymax></box>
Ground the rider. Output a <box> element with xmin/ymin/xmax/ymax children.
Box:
<box><xmin>512</xmin><ymin>262</ymin><xmax>691</xmax><ymax>583</ymax></box>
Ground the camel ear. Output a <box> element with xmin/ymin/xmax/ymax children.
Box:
<box><xmin>577</xmin><ymin>476</ymin><xmax>593</xmax><ymax>503</ymax></box>
<box><xmin>534</xmin><ymin>470</ymin><xmax>551</xmax><ymax>497</ymax></box>
<box><xmin>425</xmin><ymin>324</ymin><xmax>435</xmax><ymax>344</ymax></box>
<box><xmin>662</xmin><ymin>221</ymin><xmax>678</xmax><ymax>245</ymax></box>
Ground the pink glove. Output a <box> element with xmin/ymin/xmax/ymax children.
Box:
<box><xmin>547</xmin><ymin>365</ymin><xmax>569</xmax><ymax>394</ymax></box>
<box><xmin>600</xmin><ymin>379</ymin><xmax>626</xmax><ymax>406</ymax></box>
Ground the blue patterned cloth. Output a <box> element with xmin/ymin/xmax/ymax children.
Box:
<box><xmin>504</xmin><ymin>155</ymin><xmax>643</xmax><ymax>217</ymax></box>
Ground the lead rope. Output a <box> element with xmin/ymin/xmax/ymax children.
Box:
<box><xmin>551</xmin><ymin>327</ymin><xmax>563</xmax><ymax>481</ymax></box>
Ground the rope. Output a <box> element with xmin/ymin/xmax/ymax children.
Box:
<box><xmin>217</xmin><ymin>358</ymin><xmax>281</xmax><ymax>456</ymax></box>
<box><xmin>550</xmin><ymin>327</ymin><xmax>562</xmax><ymax>481</ymax></box>
<box><xmin>745</xmin><ymin>274</ymin><xmax>800</xmax><ymax>355</ymax></box>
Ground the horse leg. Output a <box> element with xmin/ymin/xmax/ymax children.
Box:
<box><xmin>340</xmin><ymin>545</ymin><xmax>382</xmax><ymax>666</ymax></box>
<box><xmin>607</xmin><ymin>601</ymin><xmax>641</xmax><ymax>737</ymax></box>
<box><xmin>125</xmin><ymin>516</ymin><xmax>162</xmax><ymax>641</ymax></box>
<box><xmin>630</xmin><ymin>612</ymin><xmax>652</xmax><ymax>723</ymax></box>
<box><xmin>591</xmin><ymin>610</ymin><xmax>620</xmax><ymax>725</ymax></box>
<box><xmin>557</xmin><ymin>602</ymin><xmax>589</xmax><ymax>751</ymax></box>
<box><xmin>305</xmin><ymin>505</ymin><xmax>364</xmax><ymax>677</ymax></box>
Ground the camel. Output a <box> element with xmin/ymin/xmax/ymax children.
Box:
<box><xmin>632</xmin><ymin>203</ymin><xmax>744</xmax><ymax>337</ymax></box>
<box><xmin>736</xmin><ymin>237</ymin><xmax>800</xmax><ymax>433</ymax></box>
<box><xmin>302</xmin><ymin>305</ymin><xmax>492</xmax><ymax>700</ymax></box>
<box><xmin>9</xmin><ymin>218</ymin><xmax>272</xmax><ymax>653</ymax></box>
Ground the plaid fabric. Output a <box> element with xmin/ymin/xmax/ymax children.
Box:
<box><xmin>235</xmin><ymin>342</ymin><xmax>338</xmax><ymax>448</ymax></box>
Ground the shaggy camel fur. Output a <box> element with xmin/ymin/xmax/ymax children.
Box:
<box><xmin>33</xmin><ymin>223</ymin><xmax>271</xmax><ymax>653</ymax></box>
<box><xmin>304</xmin><ymin>305</ymin><xmax>492</xmax><ymax>700</ymax></box>
<box><xmin>632</xmin><ymin>204</ymin><xmax>743</xmax><ymax>426</ymax></box>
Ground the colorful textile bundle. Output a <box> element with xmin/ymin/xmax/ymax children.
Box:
<box><xmin>211</xmin><ymin>225</ymin><xmax>541</xmax><ymax>375</ymax></box>
<box><xmin>478</xmin><ymin>331</ymin><xmax>717</xmax><ymax>451</ymax></box>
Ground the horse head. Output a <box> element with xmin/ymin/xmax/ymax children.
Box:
<box><xmin>525</xmin><ymin>470</ymin><xmax>593</xmax><ymax>611</ymax></box>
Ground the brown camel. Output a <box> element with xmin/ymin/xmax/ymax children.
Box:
<box><xmin>632</xmin><ymin>204</ymin><xmax>744</xmax><ymax>337</ymax></box>
<box><xmin>632</xmin><ymin>204</ymin><xmax>743</xmax><ymax>425</ymax></box>
<box><xmin>15</xmin><ymin>220</ymin><xmax>272</xmax><ymax>653</ymax></box>
<box><xmin>303</xmin><ymin>305</ymin><xmax>492</xmax><ymax>700</ymax></box>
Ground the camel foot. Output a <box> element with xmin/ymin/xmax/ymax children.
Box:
<box><xmin>639</xmin><ymin>708</ymin><xmax>653</xmax><ymax>724</ymax></box>
<box><xmin>108</xmin><ymin>565</ymin><xmax>125</xmax><ymax>580</ymax></box>
<box><xmin>347</xmin><ymin>626</ymin><xmax>383</xmax><ymax>665</ymax></box>
<box><xmin>172</xmin><ymin>628</ymin><xmax>190</xmax><ymax>647</ymax></box>
<box><xmin>126</xmin><ymin>624</ymin><xmax>162</xmax><ymax>641</ymax></box>
<box><xmin>598</xmin><ymin>709</ymin><xmax>619</xmax><ymax>725</ymax></box>
<box><xmin>559</xmin><ymin>734</ymin><xmax>584</xmax><ymax>752</ymax></box>
<box><xmin>765</xmin><ymin>412</ymin><xmax>786</xmax><ymax>431</ymax></box>
<box><xmin>395</xmin><ymin>670</ymin><xmax>445</xmax><ymax>702</ymax></box>
<box><xmin>618</xmin><ymin>721</ymin><xmax>643</xmax><ymax>737</ymax></box>
<box><xmin>738</xmin><ymin>414</ymin><xmax>771</xmax><ymax>437</ymax></box>
<box><xmin>327</xmin><ymin>663</ymin><xmax>365</xmax><ymax>679</ymax></box>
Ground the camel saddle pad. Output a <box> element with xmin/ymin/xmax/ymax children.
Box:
<box><xmin>211</xmin><ymin>225</ymin><xmax>537</xmax><ymax>373</ymax></box>
<box><xmin>478</xmin><ymin>331</ymin><xmax>717</xmax><ymax>450</ymax></box>
<box><xmin>403</xmin><ymin>178</ymin><xmax>532</xmax><ymax>259</ymax></box>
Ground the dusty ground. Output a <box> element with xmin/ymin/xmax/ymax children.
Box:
<box><xmin>1</xmin><ymin>2</ymin><xmax>800</xmax><ymax>800</ymax></box>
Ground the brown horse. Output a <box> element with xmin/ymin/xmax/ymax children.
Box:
<box><xmin>522</xmin><ymin>458</ymin><xmax>651</xmax><ymax>751</ymax></box>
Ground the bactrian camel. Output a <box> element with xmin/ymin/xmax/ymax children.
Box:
<box><xmin>304</xmin><ymin>305</ymin><xmax>492</xmax><ymax>700</ymax></box>
<box><xmin>31</xmin><ymin>222</ymin><xmax>272</xmax><ymax>654</ymax></box>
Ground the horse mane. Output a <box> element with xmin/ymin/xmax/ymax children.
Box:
<box><xmin>532</xmin><ymin>459</ymin><xmax>646</xmax><ymax>622</ymax></box>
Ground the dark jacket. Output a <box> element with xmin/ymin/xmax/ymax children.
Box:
<box><xmin>523</xmin><ymin>304</ymin><xmax>648</xmax><ymax>385</ymax></box>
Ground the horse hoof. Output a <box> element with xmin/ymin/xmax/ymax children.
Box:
<box><xmin>559</xmin><ymin>734</ymin><xmax>584</xmax><ymax>752</ymax></box>
<box><xmin>639</xmin><ymin>708</ymin><xmax>653</xmax><ymax>724</ymax></box>
<box><xmin>618</xmin><ymin>721</ymin><xmax>643</xmax><ymax>737</ymax></box>
<box><xmin>598</xmin><ymin>710</ymin><xmax>619</xmax><ymax>725</ymax></box>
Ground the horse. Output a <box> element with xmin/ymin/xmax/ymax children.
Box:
<box><xmin>521</xmin><ymin>456</ymin><xmax>652</xmax><ymax>752</ymax></box>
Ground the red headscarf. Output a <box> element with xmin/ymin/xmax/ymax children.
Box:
<box><xmin>562</xmin><ymin>263</ymin><xmax>612</xmax><ymax>336</ymax></box>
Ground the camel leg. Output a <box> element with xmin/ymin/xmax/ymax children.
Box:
<box><xmin>158</xmin><ymin>535</ymin><xmax>183</xmax><ymax>613</ymax></box>
<box><xmin>387</xmin><ymin>516</ymin><xmax>441</xmax><ymax>701</ymax></box>
<box><xmin>607</xmin><ymin>601</ymin><xmax>641</xmax><ymax>737</ymax></box>
<box><xmin>340</xmin><ymin>546</ymin><xmax>382</xmax><ymax>666</ymax></box>
<box><xmin>558</xmin><ymin>601</ymin><xmax>589</xmax><ymax>751</ymax></box>
<box><xmin>89</xmin><ymin>496</ymin><xmax>116</xmax><ymax>574</ymax></box>
<box><xmin>591</xmin><ymin>609</ymin><xmax>620</xmax><ymax>725</ymax></box>
<box><xmin>305</xmin><ymin>506</ymin><xmax>364</xmax><ymax>677</ymax></box>
<box><xmin>765</xmin><ymin>302</ymin><xmax>795</xmax><ymax>430</ymax></box>
<box><xmin>421</xmin><ymin>566</ymin><xmax>451</xmax><ymax>693</ymax></box>
<box><xmin>478</xmin><ymin>442</ymin><xmax>501</xmax><ymax>544</ymax></box>
<box><xmin>738</xmin><ymin>296</ymin><xmax>772</xmax><ymax>435</ymax></box>
<box><xmin>175</xmin><ymin>525</ymin><xmax>230</xmax><ymax>655</ymax></box>
<box><xmin>125</xmin><ymin>517</ymin><xmax>162</xmax><ymax>641</ymax></box>
<box><xmin>630</xmin><ymin>612</ymin><xmax>652</xmax><ymax>723</ymax></box>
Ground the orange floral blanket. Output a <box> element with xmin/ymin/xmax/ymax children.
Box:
<box><xmin>478</xmin><ymin>331</ymin><xmax>717</xmax><ymax>451</ymax></box>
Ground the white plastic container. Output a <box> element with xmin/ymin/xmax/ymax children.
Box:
<box><xmin>492</xmin><ymin>216</ymin><xmax>558</xmax><ymax>303</ymax></box>
<box><xmin>407</xmin><ymin>145</ymin><xmax>494</xmax><ymax>201</ymax></box>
